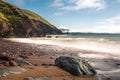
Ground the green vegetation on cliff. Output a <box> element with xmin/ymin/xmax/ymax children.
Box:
<box><xmin>23</xmin><ymin>10</ymin><xmax>55</xmax><ymax>28</ymax></box>
<box><xmin>0</xmin><ymin>0</ymin><xmax>62</xmax><ymax>38</ymax></box>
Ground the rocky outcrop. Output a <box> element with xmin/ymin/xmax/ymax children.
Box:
<box><xmin>0</xmin><ymin>0</ymin><xmax>62</xmax><ymax>38</ymax></box>
<box><xmin>55</xmin><ymin>56</ymin><xmax>96</xmax><ymax>76</ymax></box>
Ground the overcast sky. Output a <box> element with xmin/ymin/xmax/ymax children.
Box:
<box><xmin>6</xmin><ymin>0</ymin><xmax>120</xmax><ymax>33</ymax></box>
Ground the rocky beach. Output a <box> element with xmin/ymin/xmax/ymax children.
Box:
<box><xmin>0</xmin><ymin>38</ymin><xmax>120</xmax><ymax>80</ymax></box>
<box><xmin>1</xmin><ymin>0</ymin><xmax>120</xmax><ymax>80</ymax></box>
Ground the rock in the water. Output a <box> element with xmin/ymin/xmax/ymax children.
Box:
<box><xmin>55</xmin><ymin>56</ymin><xmax>96</xmax><ymax>76</ymax></box>
<box><xmin>0</xmin><ymin>66</ymin><xmax>26</xmax><ymax>77</ymax></box>
<box><xmin>23</xmin><ymin>77</ymin><xmax>49</xmax><ymax>80</ymax></box>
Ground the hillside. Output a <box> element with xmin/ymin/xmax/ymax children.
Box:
<box><xmin>0</xmin><ymin>0</ymin><xmax>62</xmax><ymax>37</ymax></box>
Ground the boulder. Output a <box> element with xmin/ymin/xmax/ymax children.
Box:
<box><xmin>55</xmin><ymin>56</ymin><xmax>96</xmax><ymax>76</ymax></box>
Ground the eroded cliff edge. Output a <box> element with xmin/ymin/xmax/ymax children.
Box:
<box><xmin>0</xmin><ymin>0</ymin><xmax>62</xmax><ymax>37</ymax></box>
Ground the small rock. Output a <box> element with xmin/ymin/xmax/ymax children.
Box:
<box><xmin>29</xmin><ymin>52</ymin><xmax>35</xmax><ymax>55</ymax></box>
<box><xmin>19</xmin><ymin>55</ymin><xmax>28</xmax><ymax>59</ymax></box>
<box><xmin>23</xmin><ymin>77</ymin><xmax>34</xmax><ymax>80</ymax></box>
<box><xmin>50</xmin><ymin>57</ymin><xmax>53</xmax><ymax>59</ymax></box>
<box><xmin>14</xmin><ymin>57</ymin><xmax>32</xmax><ymax>66</ymax></box>
<box><xmin>9</xmin><ymin>60</ymin><xmax>18</xmax><ymax>66</ymax></box>
<box><xmin>3</xmin><ymin>62</ymin><xmax>9</xmax><ymax>66</ymax></box>
<box><xmin>34</xmin><ymin>64</ymin><xmax>38</xmax><ymax>66</ymax></box>
<box><xmin>63</xmin><ymin>78</ymin><xmax>66</xmax><ymax>80</ymax></box>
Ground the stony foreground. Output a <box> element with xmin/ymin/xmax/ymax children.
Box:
<box><xmin>0</xmin><ymin>39</ymin><xmax>120</xmax><ymax>80</ymax></box>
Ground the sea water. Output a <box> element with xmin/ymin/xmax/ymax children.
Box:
<box><xmin>9</xmin><ymin>33</ymin><xmax>120</xmax><ymax>55</ymax></box>
<box><xmin>40</xmin><ymin>33</ymin><xmax>120</xmax><ymax>55</ymax></box>
<box><xmin>64</xmin><ymin>33</ymin><xmax>120</xmax><ymax>55</ymax></box>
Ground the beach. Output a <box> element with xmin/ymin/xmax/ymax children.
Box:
<box><xmin>0</xmin><ymin>38</ymin><xmax>120</xmax><ymax>80</ymax></box>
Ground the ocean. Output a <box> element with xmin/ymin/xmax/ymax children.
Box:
<box><xmin>67</xmin><ymin>33</ymin><xmax>120</xmax><ymax>54</ymax></box>
<box><xmin>43</xmin><ymin>33</ymin><xmax>120</xmax><ymax>55</ymax></box>
<box><xmin>9</xmin><ymin>33</ymin><xmax>120</xmax><ymax>55</ymax></box>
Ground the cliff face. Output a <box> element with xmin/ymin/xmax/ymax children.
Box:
<box><xmin>0</xmin><ymin>0</ymin><xmax>62</xmax><ymax>38</ymax></box>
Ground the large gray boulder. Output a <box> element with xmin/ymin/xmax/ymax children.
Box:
<box><xmin>55</xmin><ymin>56</ymin><xmax>96</xmax><ymax>76</ymax></box>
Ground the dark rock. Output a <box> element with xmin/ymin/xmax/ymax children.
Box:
<box><xmin>9</xmin><ymin>60</ymin><xmax>18</xmax><ymax>66</ymax></box>
<box><xmin>41</xmin><ymin>63</ymin><xmax>54</xmax><ymax>67</ymax></box>
<box><xmin>34</xmin><ymin>64</ymin><xmax>38</xmax><ymax>66</ymax></box>
<box><xmin>19</xmin><ymin>55</ymin><xmax>28</xmax><ymax>59</ymax></box>
<box><xmin>29</xmin><ymin>53</ymin><xmax>35</xmax><ymax>56</ymax></box>
<box><xmin>2</xmin><ymin>61</ymin><xmax>9</xmax><ymax>66</ymax></box>
<box><xmin>0</xmin><ymin>55</ymin><xmax>12</xmax><ymax>61</ymax></box>
<box><xmin>116</xmin><ymin>63</ymin><xmax>120</xmax><ymax>65</ymax></box>
<box><xmin>55</xmin><ymin>56</ymin><xmax>97</xmax><ymax>76</ymax></box>
<box><xmin>23</xmin><ymin>77</ymin><xmax>34</xmax><ymax>80</ymax></box>
<box><xmin>41</xmin><ymin>64</ymin><xmax>49</xmax><ymax>67</ymax></box>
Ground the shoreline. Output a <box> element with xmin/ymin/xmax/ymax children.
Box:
<box><xmin>0</xmin><ymin>38</ymin><xmax>120</xmax><ymax>80</ymax></box>
<box><xmin>5</xmin><ymin>38</ymin><xmax>120</xmax><ymax>56</ymax></box>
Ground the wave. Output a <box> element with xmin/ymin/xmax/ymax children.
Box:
<box><xmin>7</xmin><ymin>37</ymin><xmax>120</xmax><ymax>55</ymax></box>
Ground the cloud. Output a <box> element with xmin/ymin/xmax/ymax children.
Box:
<box><xmin>116</xmin><ymin>0</ymin><xmax>120</xmax><ymax>3</ymax></box>
<box><xmin>71</xmin><ymin>15</ymin><xmax>120</xmax><ymax>33</ymax></box>
<box><xmin>95</xmin><ymin>16</ymin><xmax>120</xmax><ymax>33</ymax></box>
<box><xmin>100</xmin><ymin>15</ymin><xmax>120</xmax><ymax>25</ymax></box>
<box><xmin>52</xmin><ymin>0</ymin><xmax>64</xmax><ymax>7</ymax></box>
<box><xmin>52</xmin><ymin>0</ymin><xmax>105</xmax><ymax>11</ymax></box>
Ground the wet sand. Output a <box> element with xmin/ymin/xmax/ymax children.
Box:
<box><xmin>0</xmin><ymin>38</ymin><xmax>120</xmax><ymax>80</ymax></box>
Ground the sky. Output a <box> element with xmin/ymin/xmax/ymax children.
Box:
<box><xmin>6</xmin><ymin>0</ymin><xmax>120</xmax><ymax>33</ymax></box>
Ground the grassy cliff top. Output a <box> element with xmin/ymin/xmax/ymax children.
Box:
<box><xmin>22</xmin><ymin>10</ymin><xmax>55</xmax><ymax>28</ymax></box>
<box><xmin>0</xmin><ymin>0</ymin><xmax>56</xmax><ymax>28</ymax></box>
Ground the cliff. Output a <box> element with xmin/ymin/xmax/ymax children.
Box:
<box><xmin>0</xmin><ymin>0</ymin><xmax>62</xmax><ymax>38</ymax></box>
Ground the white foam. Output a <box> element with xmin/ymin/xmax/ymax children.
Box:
<box><xmin>6</xmin><ymin>38</ymin><xmax>120</xmax><ymax>55</ymax></box>
<box><xmin>77</xmin><ymin>53</ymin><xmax>109</xmax><ymax>58</ymax></box>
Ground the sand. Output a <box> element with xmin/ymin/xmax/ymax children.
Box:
<box><xmin>0</xmin><ymin>38</ymin><xmax>120</xmax><ymax>80</ymax></box>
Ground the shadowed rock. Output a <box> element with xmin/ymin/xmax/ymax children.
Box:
<box><xmin>0</xmin><ymin>55</ymin><xmax>12</xmax><ymax>61</ymax></box>
<box><xmin>55</xmin><ymin>56</ymin><xmax>97</xmax><ymax>76</ymax></box>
